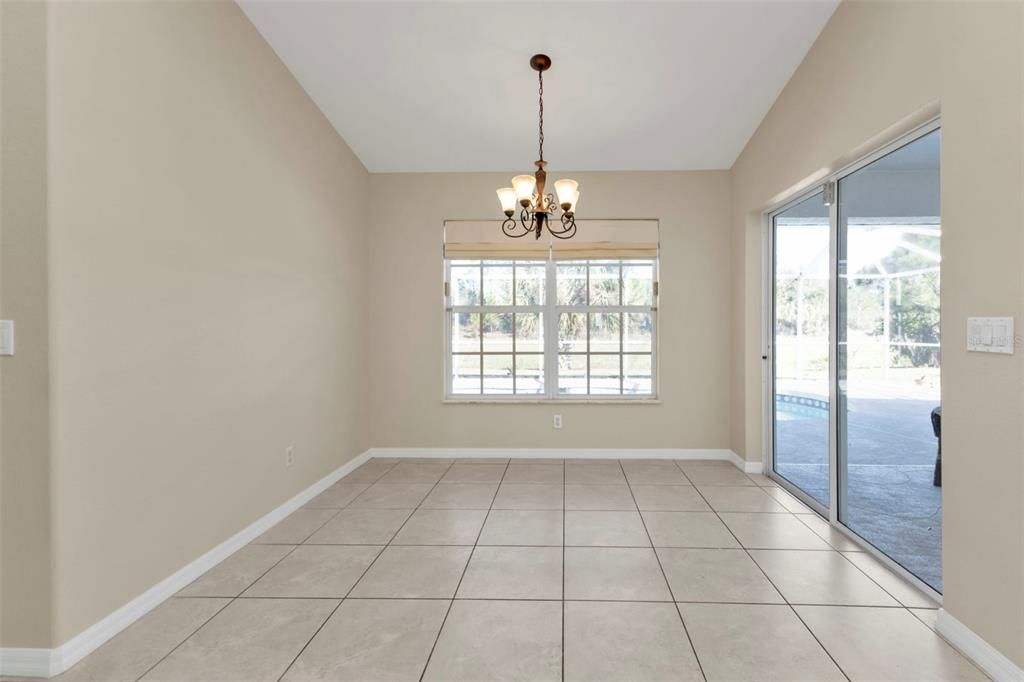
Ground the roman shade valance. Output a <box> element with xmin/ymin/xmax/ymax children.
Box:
<box><xmin>443</xmin><ymin>220</ymin><xmax>659</xmax><ymax>260</ymax></box>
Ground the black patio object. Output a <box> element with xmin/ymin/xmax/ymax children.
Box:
<box><xmin>931</xmin><ymin>406</ymin><xmax>941</xmax><ymax>487</ymax></box>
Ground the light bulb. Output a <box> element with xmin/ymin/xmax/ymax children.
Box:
<box><xmin>512</xmin><ymin>175</ymin><xmax>537</xmax><ymax>207</ymax></box>
<box><xmin>496</xmin><ymin>187</ymin><xmax>517</xmax><ymax>216</ymax></box>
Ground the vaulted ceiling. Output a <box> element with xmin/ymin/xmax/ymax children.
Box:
<box><xmin>239</xmin><ymin>1</ymin><xmax>838</xmax><ymax>172</ymax></box>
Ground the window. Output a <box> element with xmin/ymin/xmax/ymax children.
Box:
<box><xmin>446</xmin><ymin>257</ymin><xmax>657</xmax><ymax>399</ymax></box>
<box><xmin>449</xmin><ymin>259</ymin><xmax>547</xmax><ymax>396</ymax></box>
<box><xmin>556</xmin><ymin>259</ymin><xmax>656</xmax><ymax>396</ymax></box>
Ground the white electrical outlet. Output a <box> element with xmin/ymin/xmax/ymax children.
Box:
<box><xmin>553</xmin><ymin>415</ymin><xmax>562</xmax><ymax>429</ymax></box>
<box><xmin>285</xmin><ymin>446</ymin><xmax>295</xmax><ymax>467</ymax></box>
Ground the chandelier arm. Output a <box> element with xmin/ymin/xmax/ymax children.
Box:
<box><xmin>502</xmin><ymin>217</ymin><xmax>529</xmax><ymax>238</ymax></box>
<box><xmin>549</xmin><ymin>220</ymin><xmax>577</xmax><ymax>240</ymax></box>
<box><xmin>547</xmin><ymin>212</ymin><xmax>576</xmax><ymax>239</ymax></box>
<box><xmin>520</xmin><ymin>207</ymin><xmax>538</xmax><ymax>237</ymax></box>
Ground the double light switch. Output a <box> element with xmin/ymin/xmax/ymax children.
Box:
<box><xmin>967</xmin><ymin>317</ymin><xmax>1014</xmax><ymax>354</ymax></box>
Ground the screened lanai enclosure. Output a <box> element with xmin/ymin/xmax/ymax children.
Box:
<box><xmin>770</xmin><ymin>128</ymin><xmax>942</xmax><ymax>593</ymax></box>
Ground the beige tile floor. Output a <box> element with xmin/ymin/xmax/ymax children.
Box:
<box><xmin>48</xmin><ymin>458</ymin><xmax>987</xmax><ymax>682</ymax></box>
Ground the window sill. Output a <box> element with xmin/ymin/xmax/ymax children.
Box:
<box><xmin>442</xmin><ymin>398</ymin><xmax>661</xmax><ymax>405</ymax></box>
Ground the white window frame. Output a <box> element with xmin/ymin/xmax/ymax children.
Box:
<box><xmin>444</xmin><ymin>256</ymin><xmax>659</xmax><ymax>402</ymax></box>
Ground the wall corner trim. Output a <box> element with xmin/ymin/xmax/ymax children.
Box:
<box><xmin>936</xmin><ymin>609</ymin><xmax>1024</xmax><ymax>682</ymax></box>
<box><xmin>730</xmin><ymin>452</ymin><xmax>764</xmax><ymax>474</ymax></box>
<box><xmin>0</xmin><ymin>449</ymin><xmax>373</xmax><ymax>679</ymax></box>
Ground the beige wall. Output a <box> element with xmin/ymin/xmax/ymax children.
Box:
<box><xmin>0</xmin><ymin>0</ymin><xmax>371</xmax><ymax>646</ymax></box>
<box><xmin>730</xmin><ymin>0</ymin><xmax>1024</xmax><ymax>667</ymax></box>
<box><xmin>0</xmin><ymin>0</ymin><xmax>54</xmax><ymax>649</ymax></box>
<box><xmin>366</xmin><ymin>171</ymin><xmax>732</xmax><ymax>450</ymax></box>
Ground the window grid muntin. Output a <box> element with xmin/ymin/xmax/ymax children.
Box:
<box><xmin>447</xmin><ymin>257</ymin><xmax>656</xmax><ymax>399</ymax></box>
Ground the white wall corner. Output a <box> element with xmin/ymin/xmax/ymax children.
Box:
<box><xmin>725</xmin><ymin>449</ymin><xmax>764</xmax><ymax>474</ymax></box>
<box><xmin>0</xmin><ymin>449</ymin><xmax>373</xmax><ymax>679</ymax></box>
<box><xmin>936</xmin><ymin>609</ymin><xmax>1024</xmax><ymax>682</ymax></box>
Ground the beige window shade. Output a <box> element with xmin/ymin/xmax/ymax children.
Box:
<box><xmin>443</xmin><ymin>221</ymin><xmax>549</xmax><ymax>259</ymax></box>
<box><xmin>550</xmin><ymin>220</ymin><xmax>659</xmax><ymax>259</ymax></box>
<box><xmin>444</xmin><ymin>220</ymin><xmax>658</xmax><ymax>260</ymax></box>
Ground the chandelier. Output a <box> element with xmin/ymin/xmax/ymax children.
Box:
<box><xmin>496</xmin><ymin>54</ymin><xmax>579</xmax><ymax>240</ymax></box>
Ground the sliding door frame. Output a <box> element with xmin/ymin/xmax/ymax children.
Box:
<box><xmin>762</xmin><ymin>116</ymin><xmax>943</xmax><ymax>602</ymax></box>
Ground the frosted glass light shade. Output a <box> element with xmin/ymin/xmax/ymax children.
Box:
<box><xmin>568</xmin><ymin>188</ymin><xmax>580</xmax><ymax>214</ymax></box>
<box><xmin>512</xmin><ymin>175</ymin><xmax>537</xmax><ymax>205</ymax></box>
<box><xmin>496</xmin><ymin>187</ymin><xmax>517</xmax><ymax>214</ymax></box>
<box><xmin>554</xmin><ymin>179</ymin><xmax>579</xmax><ymax>208</ymax></box>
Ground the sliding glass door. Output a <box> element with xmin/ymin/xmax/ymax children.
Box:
<box><xmin>837</xmin><ymin>129</ymin><xmax>942</xmax><ymax>592</ymax></box>
<box><xmin>769</xmin><ymin>124</ymin><xmax>942</xmax><ymax>594</ymax></box>
<box><xmin>771</xmin><ymin>191</ymin><xmax>831</xmax><ymax>509</ymax></box>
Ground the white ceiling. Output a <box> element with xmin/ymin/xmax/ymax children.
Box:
<box><xmin>238</xmin><ymin>1</ymin><xmax>838</xmax><ymax>173</ymax></box>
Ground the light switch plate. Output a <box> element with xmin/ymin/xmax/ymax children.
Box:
<box><xmin>0</xmin><ymin>320</ymin><xmax>13</xmax><ymax>356</ymax></box>
<box><xmin>967</xmin><ymin>317</ymin><xmax>1014</xmax><ymax>354</ymax></box>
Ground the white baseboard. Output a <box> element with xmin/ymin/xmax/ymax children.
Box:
<box><xmin>0</xmin><ymin>649</ymin><xmax>55</xmax><ymax>678</ymax></box>
<box><xmin>936</xmin><ymin>609</ymin><xmax>1024</xmax><ymax>682</ymax></box>
<box><xmin>0</xmin><ymin>449</ymin><xmax>372</xmax><ymax>679</ymax></box>
<box><xmin>370</xmin><ymin>447</ymin><xmax>763</xmax><ymax>474</ymax></box>
<box><xmin>369</xmin><ymin>447</ymin><xmax>741</xmax><ymax>462</ymax></box>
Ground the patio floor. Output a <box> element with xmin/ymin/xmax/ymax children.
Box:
<box><xmin>775</xmin><ymin>393</ymin><xmax>942</xmax><ymax>592</ymax></box>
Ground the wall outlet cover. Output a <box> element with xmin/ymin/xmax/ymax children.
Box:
<box><xmin>0</xmin><ymin>320</ymin><xmax>13</xmax><ymax>356</ymax></box>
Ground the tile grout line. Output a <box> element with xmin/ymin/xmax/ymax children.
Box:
<box><xmin>417</xmin><ymin>458</ymin><xmax>511</xmax><ymax>682</ymax></box>
<box><xmin>132</xmin><ymin>459</ymin><xmax>404</xmax><ymax>682</ymax></box>
<box><xmin>620</xmin><ymin>459</ymin><xmax>708</xmax><ymax>682</ymax></box>
<box><xmin>677</xmin><ymin>460</ymin><xmax>853</xmax><ymax>682</ymax></box>
<box><xmin>170</xmin><ymin>594</ymin><xmax>924</xmax><ymax>607</ymax></box>
<box><xmin>130</xmin><ymin>598</ymin><xmax>232</xmax><ymax>682</ymax></box>
<box><xmin>274</xmin><ymin>458</ymin><xmax>445</xmax><ymax>682</ymax></box>
<box><xmin>561</xmin><ymin>458</ymin><xmax>566</xmax><ymax>682</ymax></box>
<box><xmin>314</xmin><ymin>504</ymin><xmax>766</xmax><ymax>512</ymax></box>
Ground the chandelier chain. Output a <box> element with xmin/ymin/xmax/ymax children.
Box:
<box><xmin>538</xmin><ymin>70</ymin><xmax>544</xmax><ymax>162</ymax></box>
